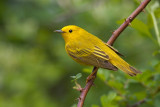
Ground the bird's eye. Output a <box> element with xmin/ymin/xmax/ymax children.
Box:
<box><xmin>69</xmin><ymin>29</ymin><xmax>72</xmax><ymax>33</ymax></box>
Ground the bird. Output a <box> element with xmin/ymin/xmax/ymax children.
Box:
<box><xmin>54</xmin><ymin>25</ymin><xmax>141</xmax><ymax>76</ymax></box>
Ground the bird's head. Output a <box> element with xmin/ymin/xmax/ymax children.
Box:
<box><xmin>54</xmin><ymin>25</ymin><xmax>83</xmax><ymax>43</ymax></box>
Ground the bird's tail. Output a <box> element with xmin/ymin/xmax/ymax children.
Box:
<box><xmin>110</xmin><ymin>56</ymin><xmax>141</xmax><ymax>76</ymax></box>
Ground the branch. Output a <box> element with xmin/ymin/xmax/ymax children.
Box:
<box><xmin>128</xmin><ymin>99</ymin><xmax>146</xmax><ymax>107</ymax></box>
<box><xmin>77</xmin><ymin>0</ymin><xmax>151</xmax><ymax>107</ymax></box>
<box><xmin>107</xmin><ymin>0</ymin><xmax>151</xmax><ymax>45</ymax></box>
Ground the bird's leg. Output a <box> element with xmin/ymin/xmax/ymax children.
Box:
<box><xmin>86</xmin><ymin>67</ymin><xmax>98</xmax><ymax>83</ymax></box>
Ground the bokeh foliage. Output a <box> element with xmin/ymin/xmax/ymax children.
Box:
<box><xmin>0</xmin><ymin>0</ymin><xmax>160</xmax><ymax>107</ymax></box>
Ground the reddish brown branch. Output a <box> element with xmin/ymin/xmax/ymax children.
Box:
<box><xmin>107</xmin><ymin>0</ymin><xmax>151</xmax><ymax>45</ymax></box>
<box><xmin>77</xmin><ymin>0</ymin><xmax>151</xmax><ymax>107</ymax></box>
<box><xmin>77</xmin><ymin>67</ymin><xmax>98</xmax><ymax>107</ymax></box>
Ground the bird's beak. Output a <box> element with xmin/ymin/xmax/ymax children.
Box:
<box><xmin>54</xmin><ymin>30</ymin><xmax>65</xmax><ymax>33</ymax></box>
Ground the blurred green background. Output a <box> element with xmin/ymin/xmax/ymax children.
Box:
<box><xmin>0</xmin><ymin>0</ymin><xmax>160</xmax><ymax>107</ymax></box>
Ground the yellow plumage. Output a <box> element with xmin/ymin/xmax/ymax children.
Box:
<box><xmin>55</xmin><ymin>25</ymin><xmax>141</xmax><ymax>76</ymax></box>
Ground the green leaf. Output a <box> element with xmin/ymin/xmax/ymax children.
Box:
<box><xmin>101</xmin><ymin>92</ymin><xmax>118</xmax><ymax>107</ymax></box>
<box><xmin>128</xmin><ymin>83</ymin><xmax>146</xmax><ymax>93</ymax></box>
<box><xmin>131</xmin><ymin>19</ymin><xmax>152</xmax><ymax>38</ymax></box>
<box><xmin>155</xmin><ymin>7</ymin><xmax>160</xmax><ymax>18</ymax></box>
<box><xmin>107</xmin><ymin>80</ymin><xmax>124</xmax><ymax>92</ymax></box>
<box><xmin>97</xmin><ymin>69</ymin><xmax>110</xmax><ymax>81</ymax></box>
<box><xmin>101</xmin><ymin>95</ymin><xmax>109</xmax><ymax>107</ymax></box>
<box><xmin>108</xmin><ymin>92</ymin><xmax>117</xmax><ymax>101</ymax></box>
<box><xmin>134</xmin><ymin>91</ymin><xmax>147</xmax><ymax>100</ymax></box>
<box><xmin>70</xmin><ymin>73</ymin><xmax>82</xmax><ymax>80</ymax></box>
<box><xmin>70</xmin><ymin>76</ymin><xmax>76</xmax><ymax>79</ymax></box>
<box><xmin>138</xmin><ymin>70</ymin><xmax>154</xmax><ymax>86</ymax></box>
<box><xmin>117</xmin><ymin>18</ymin><xmax>153</xmax><ymax>40</ymax></box>
<box><xmin>115</xmin><ymin>96</ymin><xmax>123</xmax><ymax>101</ymax></box>
<box><xmin>71</xmin><ymin>104</ymin><xmax>77</xmax><ymax>107</ymax></box>
<box><xmin>76</xmin><ymin>73</ymin><xmax>82</xmax><ymax>79</ymax></box>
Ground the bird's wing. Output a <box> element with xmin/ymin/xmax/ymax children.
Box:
<box><xmin>66</xmin><ymin>47</ymin><xmax>92</xmax><ymax>59</ymax></box>
<box><xmin>66</xmin><ymin>45</ymin><xmax>109</xmax><ymax>61</ymax></box>
<box><xmin>105</xmin><ymin>43</ymin><xmax>124</xmax><ymax>57</ymax></box>
<box><xmin>66</xmin><ymin>45</ymin><xmax>117</xmax><ymax>70</ymax></box>
<box><xmin>92</xmin><ymin>46</ymin><xmax>109</xmax><ymax>61</ymax></box>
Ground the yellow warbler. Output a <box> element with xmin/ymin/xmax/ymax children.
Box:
<box><xmin>55</xmin><ymin>25</ymin><xmax>141</xmax><ymax>76</ymax></box>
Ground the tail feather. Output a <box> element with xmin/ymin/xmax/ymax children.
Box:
<box><xmin>129</xmin><ymin>66</ymin><xmax>142</xmax><ymax>75</ymax></box>
<box><xmin>110</xmin><ymin>57</ymin><xmax>141</xmax><ymax>76</ymax></box>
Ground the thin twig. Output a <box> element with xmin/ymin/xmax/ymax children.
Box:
<box><xmin>128</xmin><ymin>99</ymin><xmax>146</xmax><ymax>107</ymax></box>
<box><xmin>77</xmin><ymin>0</ymin><xmax>151</xmax><ymax>107</ymax></box>
<box><xmin>77</xmin><ymin>67</ymin><xmax>98</xmax><ymax>107</ymax></box>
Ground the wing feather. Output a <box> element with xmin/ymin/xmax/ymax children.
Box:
<box><xmin>66</xmin><ymin>45</ymin><xmax>117</xmax><ymax>70</ymax></box>
<box><xmin>93</xmin><ymin>46</ymin><xmax>109</xmax><ymax>60</ymax></box>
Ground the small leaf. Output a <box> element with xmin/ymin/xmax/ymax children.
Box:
<box><xmin>70</xmin><ymin>73</ymin><xmax>82</xmax><ymax>80</ymax></box>
<box><xmin>70</xmin><ymin>76</ymin><xmax>76</xmax><ymax>79</ymax></box>
<box><xmin>115</xmin><ymin>96</ymin><xmax>123</xmax><ymax>101</ymax></box>
<box><xmin>97</xmin><ymin>69</ymin><xmax>110</xmax><ymax>81</ymax></box>
<box><xmin>101</xmin><ymin>92</ymin><xmax>118</xmax><ymax>107</ymax></box>
<box><xmin>71</xmin><ymin>104</ymin><xmax>77</xmax><ymax>107</ymax></box>
<box><xmin>108</xmin><ymin>92</ymin><xmax>117</xmax><ymax>101</ymax></box>
<box><xmin>76</xmin><ymin>73</ymin><xmax>82</xmax><ymax>79</ymax></box>
<box><xmin>101</xmin><ymin>94</ymin><xmax>109</xmax><ymax>107</ymax></box>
